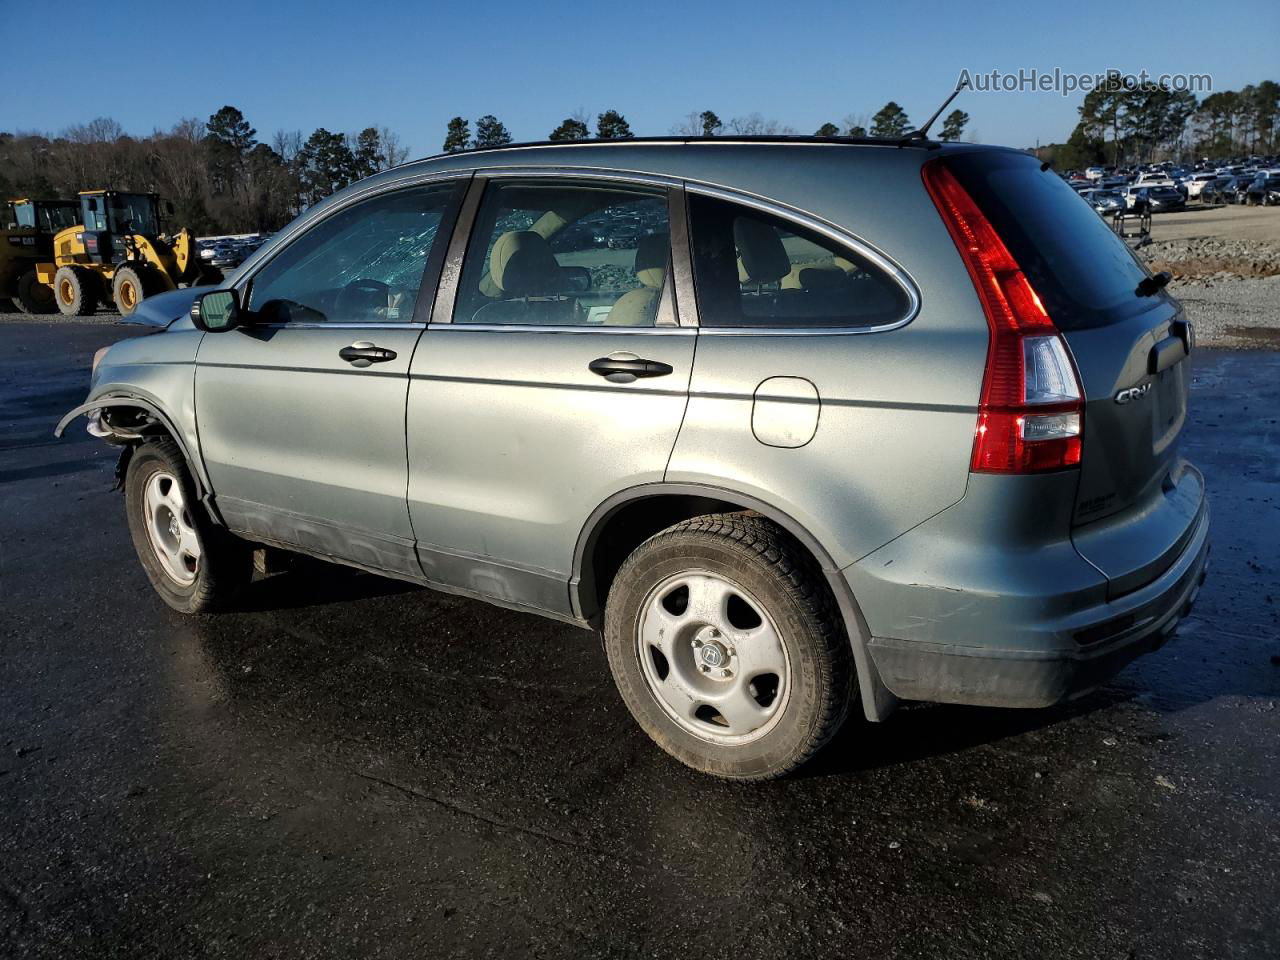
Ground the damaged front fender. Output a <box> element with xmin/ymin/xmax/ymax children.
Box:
<box><xmin>54</xmin><ymin>395</ymin><xmax>223</xmax><ymax>525</ymax></box>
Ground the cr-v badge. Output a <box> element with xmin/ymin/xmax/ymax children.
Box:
<box><xmin>1115</xmin><ymin>382</ymin><xmax>1153</xmax><ymax>404</ymax></box>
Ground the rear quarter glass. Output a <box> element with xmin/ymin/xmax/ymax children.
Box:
<box><xmin>944</xmin><ymin>152</ymin><xmax>1155</xmax><ymax>331</ymax></box>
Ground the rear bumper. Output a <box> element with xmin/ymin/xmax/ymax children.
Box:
<box><xmin>847</xmin><ymin>482</ymin><xmax>1210</xmax><ymax>709</ymax></box>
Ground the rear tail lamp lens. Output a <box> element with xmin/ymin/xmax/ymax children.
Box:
<box><xmin>922</xmin><ymin>159</ymin><xmax>1085</xmax><ymax>474</ymax></box>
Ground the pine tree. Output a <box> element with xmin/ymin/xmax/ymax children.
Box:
<box><xmin>939</xmin><ymin>109</ymin><xmax>969</xmax><ymax>141</ymax></box>
<box><xmin>549</xmin><ymin>117</ymin><xmax>590</xmax><ymax>141</ymax></box>
<box><xmin>869</xmin><ymin>102</ymin><xmax>911</xmax><ymax>139</ymax></box>
<box><xmin>442</xmin><ymin>117</ymin><xmax>471</xmax><ymax>153</ymax></box>
<box><xmin>473</xmin><ymin>115</ymin><xmax>512</xmax><ymax>148</ymax></box>
<box><xmin>596</xmin><ymin>110</ymin><xmax>633</xmax><ymax>140</ymax></box>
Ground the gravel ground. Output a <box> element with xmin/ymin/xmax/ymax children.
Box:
<box><xmin>1145</xmin><ymin>236</ymin><xmax>1280</xmax><ymax>280</ymax></box>
<box><xmin>0</xmin><ymin>310</ymin><xmax>126</xmax><ymax>326</ymax></box>
<box><xmin>1167</xmin><ymin>275</ymin><xmax>1280</xmax><ymax>349</ymax></box>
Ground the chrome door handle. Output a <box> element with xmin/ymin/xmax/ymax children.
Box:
<box><xmin>588</xmin><ymin>354</ymin><xmax>674</xmax><ymax>383</ymax></box>
<box><xmin>339</xmin><ymin>341</ymin><xmax>397</xmax><ymax>367</ymax></box>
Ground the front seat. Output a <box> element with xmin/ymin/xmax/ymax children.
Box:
<box><xmin>471</xmin><ymin>231</ymin><xmax>577</xmax><ymax>325</ymax></box>
<box><xmin>735</xmin><ymin>217</ymin><xmax>792</xmax><ymax>288</ymax></box>
<box><xmin>606</xmin><ymin>233</ymin><xmax>669</xmax><ymax>326</ymax></box>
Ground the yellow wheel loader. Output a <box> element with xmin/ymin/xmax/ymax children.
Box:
<box><xmin>35</xmin><ymin>190</ymin><xmax>220</xmax><ymax>317</ymax></box>
<box><xmin>1</xmin><ymin>199</ymin><xmax>79</xmax><ymax>314</ymax></box>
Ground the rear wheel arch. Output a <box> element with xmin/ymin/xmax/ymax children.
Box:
<box><xmin>572</xmin><ymin>483</ymin><xmax>898</xmax><ymax>722</ymax></box>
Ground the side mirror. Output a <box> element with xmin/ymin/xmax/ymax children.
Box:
<box><xmin>193</xmin><ymin>289</ymin><xmax>243</xmax><ymax>332</ymax></box>
<box><xmin>165</xmin><ymin>200</ymin><xmax>175</xmax><ymax>216</ymax></box>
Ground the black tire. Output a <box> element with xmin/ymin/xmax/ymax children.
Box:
<box><xmin>603</xmin><ymin>514</ymin><xmax>854</xmax><ymax>779</ymax></box>
<box><xmin>16</xmin><ymin>269</ymin><xmax>56</xmax><ymax>315</ymax></box>
<box><xmin>125</xmin><ymin>440</ymin><xmax>252</xmax><ymax>614</ymax></box>
<box><xmin>53</xmin><ymin>266</ymin><xmax>98</xmax><ymax>317</ymax></box>
<box><xmin>112</xmin><ymin>264</ymin><xmax>165</xmax><ymax>316</ymax></box>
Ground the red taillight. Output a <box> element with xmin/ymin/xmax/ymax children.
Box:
<box><xmin>922</xmin><ymin>159</ymin><xmax>1084</xmax><ymax>473</ymax></box>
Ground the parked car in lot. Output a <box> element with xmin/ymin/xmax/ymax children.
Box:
<box><xmin>1182</xmin><ymin>172</ymin><xmax>1218</xmax><ymax>200</ymax></box>
<box><xmin>1244</xmin><ymin>174</ymin><xmax>1280</xmax><ymax>206</ymax></box>
<box><xmin>1125</xmin><ymin>185</ymin><xmax>1185</xmax><ymax>212</ymax></box>
<box><xmin>1144</xmin><ymin>185</ymin><xmax>1187</xmax><ymax>212</ymax></box>
<box><xmin>1229</xmin><ymin>177</ymin><xmax>1256</xmax><ymax>204</ymax></box>
<box><xmin>1200</xmin><ymin>176</ymin><xmax>1237</xmax><ymax>204</ymax></box>
<box><xmin>1080</xmin><ymin>188</ymin><xmax>1127</xmax><ymax>214</ymax></box>
<box><xmin>57</xmin><ymin>139</ymin><xmax>1209</xmax><ymax>779</ymax></box>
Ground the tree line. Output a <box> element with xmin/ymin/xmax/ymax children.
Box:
<box><xmin>0</xmin><ymin>106</ymin><xmax>408</xmax><ymax>235</ymax></box>
<box><xmin>2</xmin><ymin>99</ymin><xmax>973</xmax><ymax>236</ymax></box>
<box><xmin>439</xmin><ymin>103</ymin><xmax>969</xmax><ymax>150</ymax></box>
<box><xmin>1043</xmin><ymin>75</ymin><xmax>1279</xmax><ymax>169</ymax></box>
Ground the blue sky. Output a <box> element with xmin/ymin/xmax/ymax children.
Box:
<box><xmin>4</xmin><ymin>0</ymin><xmax>1276</xmax><ymax>154</ymax></box>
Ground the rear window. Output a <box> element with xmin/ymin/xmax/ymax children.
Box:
<box><xmin>945</xmin><ymin>151</ymin><xmax>1153</xmax><ymax>330</ymax></box>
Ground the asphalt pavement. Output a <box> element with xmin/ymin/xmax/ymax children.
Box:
<box><xmin>1</xmin><ymin>320</ymin><xmax>1278</xmax><ymax>959</ymax></box>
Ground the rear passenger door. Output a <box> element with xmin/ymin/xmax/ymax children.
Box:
<box><xmin>405</xmin><ymin>176</ymin><xmax>694</xmax><ymax>617</ymax></box>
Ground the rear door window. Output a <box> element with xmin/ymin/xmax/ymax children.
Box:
<box><xmin>454</xmin><ymin>181</ymin><xmax>672</xmax><ymax>327</ymax></box>
<box><xmin>686</xmin><ymin>194</ymin><xmax>911</xmax><ymax>329</ymax></box>
<box><xmin>944</xmin><ymin>151</ymin><xmax>1154</xmax><ymax>330</ymax></box>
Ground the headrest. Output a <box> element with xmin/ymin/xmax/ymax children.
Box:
<box><xmin>490</xmin><ymin>231</ymin><xmax>562</xmax><ymax>296</ymax></box>
<box><xmin>734</xmin><ymin>217</ymin><xmax>791</xmax><ymax>285</ymax></box>
<box><xmin>633</xmin><ymin>232</ymin><xmax>669</xmax><ymax>288</ymax></box>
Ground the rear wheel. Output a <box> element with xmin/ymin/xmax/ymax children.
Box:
<box><xmin>53</xmin><ymin>266</ymin><xmax>98</xmax><ymax>317</ymax></box>
<box><xmin>16</xmin><ymin>269</ymin><xmax>56</xmax><ymax>314</ymax></box>
<box><xmin>112</xmin><ymin>264</ymin><xmax>164</xmax><ymax>316</ymax></box>
<box><xmin>603</xmin><ymin>514</ymin><xmax>853</xmax><ymax>779</ymax></box>
<box><xmin>125</xmin><ymin>440</ymin><xmax>252</xmax><ymax>613</ymax></box>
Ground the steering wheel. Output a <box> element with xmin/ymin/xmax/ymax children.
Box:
<box><xmin>334</xmin><ymin>277</ymin><xmax>391</xmax><ymax>320</ymax></box>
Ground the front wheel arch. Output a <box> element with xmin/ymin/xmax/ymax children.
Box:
<box><xmin>55</xmin><ymin>395</ymin><xmax>222</xmax><ymax>526</ymax></box>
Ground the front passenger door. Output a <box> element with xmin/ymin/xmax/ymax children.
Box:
<box><xmin>195</xmin><ymin>179</ymin><xmax>464</xmax><ymax>576</ymax></box>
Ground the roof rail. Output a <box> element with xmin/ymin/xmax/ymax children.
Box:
<box><xmin>409</xmin><ymin>133</ymin><xmax>942</xmax><ymax>166</ymax></box>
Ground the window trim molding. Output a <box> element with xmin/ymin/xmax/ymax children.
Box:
<box><xmin>424</xmin><ymin>322</ymin><xmax>696</xmax><ymax>336</ymax></box>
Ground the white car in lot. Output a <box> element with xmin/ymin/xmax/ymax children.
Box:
<box><xmin>1183</xmin><ymin>173</ymin><xmax>1218</xmax><ymax>199</ymax></box>
<box><xmin>1084</xmin><ymin>166</ymin><xmax>1105</xmax><ymax>181</ymax></box>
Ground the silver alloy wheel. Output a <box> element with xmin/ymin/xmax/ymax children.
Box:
<box><xmin>636</xmin><ymin>569</ymin><xmax>790</xmax><ymax>745</ymax></box>
<box><xmin>142</xmin><ymin>471</ymin><xmax>201</xmax><ymax>585</ymax></box>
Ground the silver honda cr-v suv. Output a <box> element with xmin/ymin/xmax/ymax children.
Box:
<box><xmin>58</xmin><ymin>137</ymin><xmax>1210</xmax><ymax>779</ymax></box>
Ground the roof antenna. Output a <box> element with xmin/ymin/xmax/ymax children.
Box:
<box><xmin>907</xmin><ymin>83</ymin><xmax>966</xmax><ymax>142</ymax></box>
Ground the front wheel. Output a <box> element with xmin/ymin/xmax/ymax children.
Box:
<box><xmin>53</xmin><ymin>266</ymin><xmax>98</xmax><ymax>316</ymax></box>
<box><xmin>112</xmin><ymin>264</ymin><xmax>164</xmax><ymax>316</ymax></box>
<box><xmin>603</xmin><ymin>514</ymin><xmax>853</xmax><ymax>779</ymax></box>
<box><xmin>125</xmin><ymin>440</ymin><xmax>252</xmax><ymax>613</ymax></box>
